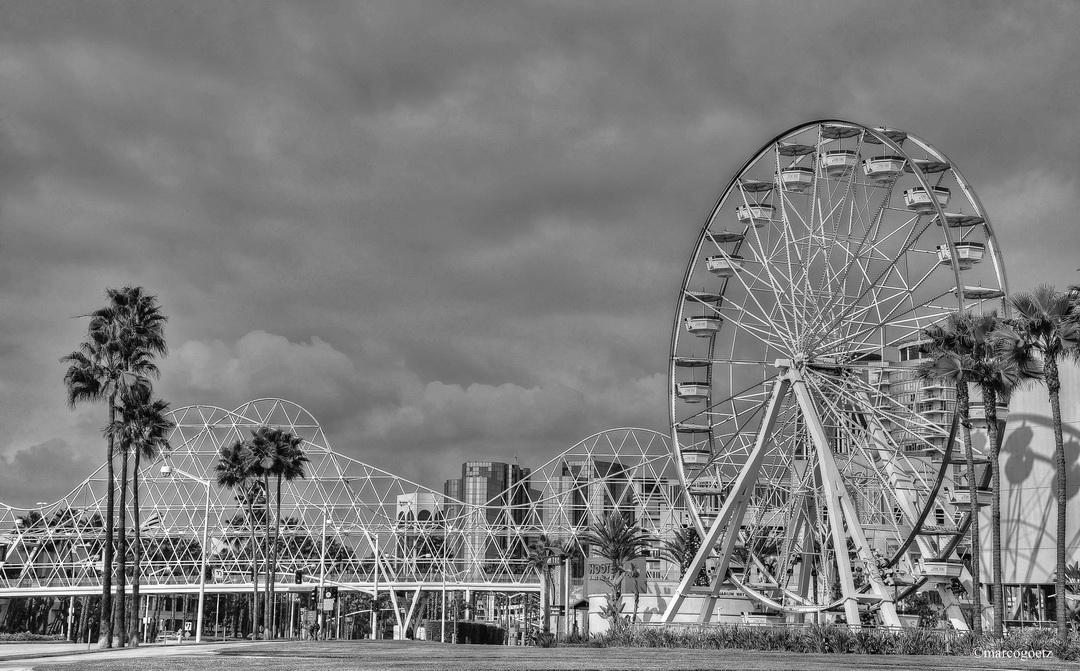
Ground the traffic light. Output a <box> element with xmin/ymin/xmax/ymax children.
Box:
<box><xmin>295</xmin><ymin>570</ymin><xmax>304</xmax><ymax>584</ymax></box>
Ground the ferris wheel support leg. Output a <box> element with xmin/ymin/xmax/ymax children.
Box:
<box><xmin>790</xmin><ymin>372</ymin><xmax>901</xmax><ymax>630</ymax></box>
<box><xmin>781</xmin><ymin>499</ymin><xmax>813</xmax><ymax>624</ymax></box>
<box><xmin>936</xmin><ymin>582</ymin><xmax>968</xmax><ymax>630</ymax></box>
<box><xmin>661</xmin><ymin>373</ymin><xmax>793</xmax><ymax>624</ymax></box>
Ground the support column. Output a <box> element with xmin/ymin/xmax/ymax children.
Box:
<box><xmin>791</xmin><ymin>371</ymin><xmax>900</xmax><ymax>629</ymax></box>
<box><xmin>371</xmin><ymin>532</ymin><xmax>379</xmax><ymax>641</ymax></box>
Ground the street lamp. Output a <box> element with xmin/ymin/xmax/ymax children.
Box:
<box><xmin>160</xmin><ymin>462</ymin><xmax>212</xmax><ymax>643</ymax></box>
<box><xmin>506</xmin><ymin>592</ymin><xmax>525</xmax><ymax>646</ymax></box>
<box><xmin>543</xmin><ymin>547</ymin><xmax>566</xmax><ymax>638</ymax></box>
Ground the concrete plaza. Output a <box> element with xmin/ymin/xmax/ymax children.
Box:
<box><xmin>0</xmin><ymin>640</ymin><xmax>1078</xmax><ymax>671</ymax></box>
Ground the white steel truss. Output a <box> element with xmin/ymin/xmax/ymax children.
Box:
<box><xmin>0</xmin><ymin>399</ymin><xmax>685</xmax><ymax>600</ymax></box>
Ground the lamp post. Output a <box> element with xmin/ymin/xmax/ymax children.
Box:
<box><xmin>160</xmin><ymin>463</ymin><xmax>211</xmax><ymax>643</ymax></box>
<box><xmin>506</xmin><ymin>592</ymin><xmax>524</xmax><ymax>646</ymax></box>
<box><xmin>543</xmin><ymin>548</ymin><xmax>566</xmax><ymax>638</ymax></box>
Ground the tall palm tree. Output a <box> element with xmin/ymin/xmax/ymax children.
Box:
<box><xmin>1008</xmin><ymin>284</ymin><xmax>1079</xmax><ymax>643</ymax></box>
<box><xmin>61</xmin><ymin>286</ymin><xmax>167</xmax><ymax>647</ymax></box>
<box><xmin>240</xmin><ymin>425</ymin><xmax>291</xmax><ymax>638</ymax></box>
<box><xmin>268</xmin><ymin>431</ymin><xmax>307</xmax><ymax>637</ymax></box>
<box><xmin>107</xmin><ymin>386</ymin><xmax>173</xmax><ymax>645</ymax></box>
<box><xmin>525</xmin><ymin>534</ymin><xmax>559</xmax><ymax>635</ymax></box>
<box><xmin>918</xmin><ymin>311</ymin><xmax>1039</xmax><ymax>637</ymax></box>
<box><xmin>974</xmin><ymin>313</ymin><xmax>1040</xmax><ymax>637</ymax></box>
<box><xmin>982</xmin><ymin>324</ymin><xmax>1040</xmax><ymax>639</ymax></box>
<box><xmin>214</xmin><ymin>440</ymin><xmax>260</xmax><ymax>637</ymax></box>
<box><xmin>916</xmin><ymin>312</ymin><xmax>984</xmax><ymax>634</ymax></box>
<box><xmin>582</xmin><ymin>511</ymin><xmax>651</xmax><ymax>631</ymax></box>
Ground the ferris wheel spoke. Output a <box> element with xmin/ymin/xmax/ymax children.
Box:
<box><xmin>714</xmin><ymin>281</ymin><xmax>798</xmax><ymax>351</ymax></box>
<box><xmin>824</xmin><ymin>228</ymin><xmax>932</xmax><ymax>346</ymax></box>
<box><xmin>826</xmin><ymin>216</ymin><xmax>937</xmax><ymax>337</ymax></box>
<box><xmin>737</xmin><ymin>242</ymin><xmax>801</xmax><ymax>346</ymax></box>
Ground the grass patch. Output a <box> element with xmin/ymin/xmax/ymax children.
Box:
<box><xmin>28</xmin><ymin>639</ymin><xmax>1080</xmax><ymax>671</ymax></box>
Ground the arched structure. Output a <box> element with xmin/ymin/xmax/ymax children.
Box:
<box><xmin>0</xmin><ymin>400</ymin><xmax>683</xmax><ymax>620</ymax></box>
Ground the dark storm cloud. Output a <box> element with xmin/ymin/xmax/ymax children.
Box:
<box><xmin>0</xmin><ymin>1</ymin><xmax>1076</xmax><ymax>506</ymax></box>
<box><xmin>0</xmin><ymin>439</ymin><xmax>102</xmax><ymax>506</ymax></box>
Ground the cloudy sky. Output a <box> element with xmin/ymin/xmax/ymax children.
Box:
<box><xmin>0</xmin><ymin>1</ymin><xmax>1077</xmax><ymax>507</ymax></box>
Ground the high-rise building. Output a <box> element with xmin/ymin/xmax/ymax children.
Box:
<box><xmin>444</xmin><ymin>461</ymin><xmax>532</xmax><ymax>579</ymax></box>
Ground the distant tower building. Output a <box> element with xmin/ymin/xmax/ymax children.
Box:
<box><xmin>884</xmin><ymin>339</ymin><xmax>955</xmax><ymax>454</ymax></box>
<box><xmin>444</xmin><ymin>461</ymin><xmax>531</xmax><ymax>579</ymax></box>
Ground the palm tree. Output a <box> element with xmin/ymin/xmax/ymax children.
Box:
<box><xmin>237</xmin><ymin>425</ymin><xmax>302</xmax><ymax>639</ymax></box>
<box><xmin>981</xmin><ymin>321</ymin><xmax>1040</xmax><ymax>638</ymax></box>
<box><xmin>242</xmin><ymin>427</ymin><xmax>276</xmax><ymax>637</ymax></box>
<box><xmin>1008</xmin><ymin>285</ymin><xmax>1079</xmax><ymax>643</ymax></box>
<box><xmin>524</xmin><ymin>534</ymin><xmax>559</xmax><ymax>636</ymax></box>
<box><xmin>916</xmin><ymin>312</ymin><xmax>984</xmax><ymax>634</ymax></box>
<box><xmin>661</xmin><ymin>527</ymin><xmax>709</xmax><ymax>587</ymax></box>
<box><xmin>918</xmin><ymin>311</ymin><xmax>1039</xmax><ymax>637</ymax></box>
<box><xmin>61</xmin><ymin>286</ymin><xmax>167</xmax><ymax>647</ymax></box>
<box><xmin>581</xmin><ymin>511</ymin><xmax>651</xmax><ymax>631</ymax></box>
<box><xmin>107</xmin><ymin>385</ymin><xmax>173</xmax><ymax>645</ymax></box>
<box><xmin>268</xmin><ymin>431</ymin><xmax>307</xmax><ymax>637</ymax></box>
<box><xmin>214</xmin><ymin>440</ymin><xmax>261</xmax><ymax>637</ymax></box>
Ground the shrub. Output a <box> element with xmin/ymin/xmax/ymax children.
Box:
<box><xmin>594</xmin><ymin>623</ymin><xmax>1080</xmax><ymax>658</ymax></box>
<box><xmin>417</xmin><ymin>619</ymin><xmax>505</xmax><ymax>645</ymax></box>
<box><xmin>0</xmin><ymin>632</ymin><xmax>67</xmax><ymax>642</ymax></box>
<box><xmin>533</xmin><ymin>631</ymin><xmax>556</xmax><ymax>647</ymax></box>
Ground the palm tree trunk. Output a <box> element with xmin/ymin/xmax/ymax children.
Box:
<box><xmin>540</xmin><ymin>572</ymin><xmax>549</xmax><ymax>634</ymax></box>
<box><xmin>113</xmin><ymin>445</ymin><xmax>129</xmax><ymax>647</ymax></box>
<box><xmin>263</xmin><ymin>473</ymin><xmax>272</xmax><ymax>639</ymax></box>
<box><xmin>611</xmin><ymin>563</ymin><xmax>624</xmax><ymax>626</ymax></box>
<box><xmin>246</xmin><ymin>496</ymin><xmax>259</xmax><ymax>638</ymax></box>
<box><xmin>272</xmin><ymin>475</ymin><xmax>282</xmax><ymax>638</ymax></box>
<box><xmin>1046</xmin><ymin>356</ymin><xmax>1067</xmax><ymax>644</ymax></box>
<box><xmin>633</xmin><ymin>589</ymin><xmax>639</xmax><ymax>623</ymax></box>
<box><xmin>100</xmin><ymin>393</ymin><xmax>117</xmax><ymax>648</ymax></box>
<box><xmin>77</xmin><ymin>596</ymin><xmax>89</xmax><ymax>643</ymax></box>
<box><xmin>957</xmin><ymin>384</ymin><xmax>981</xmax><ymax>634</ymax></box>
<box><xmin>129</xmin><ymin>448</ymin><xmax>142</xmax><ymax>645</ymax></box>
<box><xmin>985</xmin><ymin>387</ymin><xmax>1004</xmax><ymax>638</ymax></box>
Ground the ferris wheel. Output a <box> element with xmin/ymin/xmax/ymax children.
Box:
<box><xmin>662</xmin><ymin>120</ymin><xmax>1007</xmax><ymax>628</ymax></box>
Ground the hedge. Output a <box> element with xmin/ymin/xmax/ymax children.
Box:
<box><xmin>419</xmin><ymin>619</ymin><xmax>506</xmax><ymax>645</ymax></box>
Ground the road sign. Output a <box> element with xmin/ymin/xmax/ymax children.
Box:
<box><xmin>321</xmin><ymin>586</ymin><xmax>338</xmax><ymax>611</ymax></box>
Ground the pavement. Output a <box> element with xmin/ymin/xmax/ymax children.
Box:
<box><xmin>1</xmin><ymin>639</ymin><xmax>1077</xmax><ymax>671</ymax></box>
<box><xmin>0</xmin><ymin>641</ymin><xmax>266</xmax><ymax>671</ymax></box>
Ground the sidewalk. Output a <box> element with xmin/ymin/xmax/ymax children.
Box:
<box><xmin>0</xmin><ymin>641</ymin><xmax>263</xmax><ymax>670</ymax></box>
<box><xmin>0</xmin><ymin>644</ymin><xmax>88</xmax><ymax>660</ymax></box>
